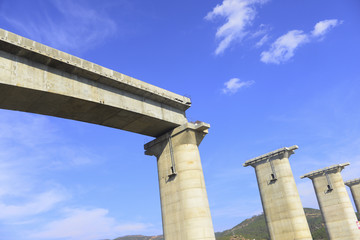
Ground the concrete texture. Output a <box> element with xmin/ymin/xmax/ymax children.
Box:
<box><xmin>0</xmin><ymin>28</ymin><xmax>190</xmax><ymax>137</ymax></box>
<box><xmin>243</xmin><ymin>146</ymin><xmax>312</xmax><ymax>240</ymax></box>
<box><xmin>301</xmin><ymin>163</ymin><xmax>360</xmax><ymax>239</ymax></box>
<box><xmin>145</xmin><ymin>122</ymin><xmax>215</xmax><ymax>240</ymax></box>
<box><xmin>345</xmin><ymin>178</ymin><xmax>360</xmax><ymax>215</ymax></box>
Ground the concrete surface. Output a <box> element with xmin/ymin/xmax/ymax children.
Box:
<box><xmin>345</xmin><ymin>178</ymin><xmax>360</xmax><ymax>215</ymax></box>
<box><xmin>0</xmin><ymin>28</ymin><xmax>190</xmax><ymax>137</ymax></box>
<box><xmin>145</xmin><ymin>122</ymin><xmax>215</xmax><ymax>240</ymax></box>
<box><xmin>243</xmin><ymin>145</ymin><xmax>312</xmax><ymax>240</ymax></box>
<box><xmin>301</xmin><ymin>163</ymin><xmax>360</xmax><ymax>240</ymax></box>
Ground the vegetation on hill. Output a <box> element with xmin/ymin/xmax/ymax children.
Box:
<box><xmin>215</xmin><ymin>208</ymin><xmax>328</xmax><ymax>240</ymax></box>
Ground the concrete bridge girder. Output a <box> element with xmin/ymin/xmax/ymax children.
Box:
<box><xmin>0</xmin><ymin>28</ymin><xmax>190</xmax><ymax>137</ymax></box>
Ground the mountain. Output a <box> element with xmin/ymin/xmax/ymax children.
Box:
<box><xmin>216</xmin><ymin>208</ymin><xmax>328</xmax><ymax>240</ymax></box>
<box><xmin>113</xmin><ymin>209</ymin><xmax>359</xmax><ymax>240</ymax></box>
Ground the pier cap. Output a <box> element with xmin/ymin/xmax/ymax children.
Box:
<box><xmin>144</xmin><ymin>121</ymin><xmax>210</xmax><ymax>156</ymax></box>
<box><xmin>243</xmin><ymin>145</ymin><xmax>298</xmax><ymax>167</ymax></box>
<box><xmin>300</xmin><ymin>162</ymin><xmax>350</xmax><ymax>179</ymax></box>
<box><xmin>345</xmin><ymin>178</ymin><xmax>360</xmax><ymax>187</ymax></box>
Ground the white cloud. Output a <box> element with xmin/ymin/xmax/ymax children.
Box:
<box><xmin>251</xmin><ymin>23</ymin><xmax>271</xmax><ymax>38</ymax></box>
<box><xmin>0</xmin><ymin>140</ymin><xmax>68</xmax><ymax>221</ymax></box>
<box><xmin>261</xmin><ymin>19</ymin><xmax>341</xmax><ymax>64</ymax></box>
<box><xmin>260</xmin><ymin>30</ymin><xmax>309</xmax><ymax>64</ymax></box>
<box><xmin>222</xmin><ymin>78</ymin><xmax>254</xmax><ymax>94</ymax></box>
<box><xmin>255</xmin><ymin>34</ymin><xmax>269</xmax><ymax>47</ymax></box>
<box><xmin>0</xmin><ymin>190</ymin><xmax>66</xmax><ymax>220</ymax></box>
<box><xmin>2</xmin><ymin>0</ymin><xmax>116</xmax><ymax>53</ymax></box>
<box><xmin>311</xmin><ymin>19</ymin><xmax>342</xmax><ymax>38</ymax></box>
<box><xmin>205</xmin><ymin>0</ymin><xmax>268</xmax><ymax>55</ymax></box>
<box><xmin>30</xmin><ymin>208</ymin><xmax>154</xmax><ymax>240</ymax></box>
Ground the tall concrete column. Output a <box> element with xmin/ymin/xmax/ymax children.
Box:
<box><xmin>144</xmin><ymin>122</ymin><xmax>215</xmax><ymax>240</ymax></box>
<box><xmin>345</xmin><ymin>178</ymin><xmax>360</xmax><ymax>215</ymax></box>
<box><xmin>301</xmin><ymin>163</ymin><xmax>360</xmax><ymax>239</ymax></box>
<box><xmin>243</xmin><ymin>146</ymin><xmax>312</xmax><ymax>240</ymax></box>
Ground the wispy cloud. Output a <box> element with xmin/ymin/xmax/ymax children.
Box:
<box><xmin>30</xmin><ymin>208</ymin><xmax>155</xmax><ymax>240</ymax></box>
<box><xmin>0</xmin><ymin>190</ymin><xmax>67</xmax><ymax>220</ymax></box>
<box><xmin>255</xmin><ymin>34</ymin><xmax>269</xmax><ymax>47</ymax></box>
<box><xmin>205</xmin><ymin>0</ymin><xmax>269</xmax><ymax>55</ymax></box>
<box><xmin>222</xmin><ymin>78</ymin><xmax>254</xmax><ymax>94</ymax></box>
<box><xmin>311</xmin><ymin>19</ymin><xmax>342</xmax><ymax>38</ymax></box>
<box><xmin>2</xmin><ymin>0</ymin><xmax>116</xmax><ymax>53</ymax></box>
<box><xmin>260</xmin><ymin>30</ymin><xmax>309</xmax><ymax>64</ymax></box>
<box><xmin>261</xmin><ymin>19</ymin><xmax>342</xmax><ymax>64</ymax></box>
<box><xmin>0</xmin><ymin>157</ymin><xmax>68</xmax><ymax>224</ymax></box>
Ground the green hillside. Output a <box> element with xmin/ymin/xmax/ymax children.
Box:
<box><xmin>215</xmin><ymin>208</ymin><xmax>328</xmax><ymax>240</ymax></box>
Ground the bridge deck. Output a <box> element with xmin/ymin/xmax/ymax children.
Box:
<box><xmin>0</xmin><ymin>29</ymin><xmax>190</xmax><ymax>137</ymax></box>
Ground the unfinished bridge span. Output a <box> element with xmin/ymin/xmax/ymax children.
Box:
<box><xmin>0</xmin><ymin>29</ymin><xmax>215</xmax><ymax>240</ymax></box>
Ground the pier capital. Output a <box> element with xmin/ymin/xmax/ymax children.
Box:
<box><xmin>243</xmin><ymin>145</ymin><xmax>298</xmax><ymax>167</ymax></box>
<box><xmin>144</xmin><ymin>121</ymin><xmax>210</xmax><ymax>157</ymax></box>
<box><xmin>300</xmin><ymin>162</ymin><xmax>350</xmax><ymax>179</ymax></box>
<box><xmin>345</xmin><ymin>178</ymin><xmax>360</xmax><ymax>187</ymax></box>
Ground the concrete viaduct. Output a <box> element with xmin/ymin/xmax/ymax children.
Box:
<box><xmin>0</xmin><ymin>29</ymin><xmax>215</xmax><ymax>240</ymax></box>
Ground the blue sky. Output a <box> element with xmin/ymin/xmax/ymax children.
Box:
<box><xmin>0</xmin><ymin>0</ymin><xmax>360</xmax><ymax>239</ymax></box>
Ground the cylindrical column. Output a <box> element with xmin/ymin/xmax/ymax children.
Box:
<box><xmin>144</xmin><ymin>122</ymin><xmax>215</xmax><ymax>240</ymax></box>
<box><xmin>243</xmin><ymin>146</ymin><xmax>312</xmax><ymax>240</ymax></box>
<box><xmin>345</xmin><ymin>178</ymin><xmax>360</xmax><ymax>215</ymax></box>
<box><xmin>301</xmin><ymin>163</ymin><xmax>360</xmax><ymax>239</ymax></box>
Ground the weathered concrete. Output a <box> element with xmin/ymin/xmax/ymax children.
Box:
<box><xmin>145</xmin><ymin>122</ymin><xmax>215</xmax><ymax>240</ymax></box>
<box><xmin>301</xmin><ymin>163</ymin><xmax>360</xmax><ymax>239</ymax></box>
<box><xmin>243</xmin><ymin>146</ymin><xmax>312</xmax><ymax>240</ymax></box>
<box><xmin>345</xmin><ymin>178</ymin><xmax>360</xmax><ymax>215</ymax></box>
<box><xmin>0</xmin><ymin>29</ymin><xmax>190</xmax><ymax>137</ymax></box>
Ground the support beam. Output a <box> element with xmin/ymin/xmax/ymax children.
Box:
<box><xmin>145</xmin><ymin>122</ymin><xmax>215</xmax><ymax>240</ymax></box>
<box><xmin>243</xmin><ymin>146</ymin><xmax>312</xmax><ymax>240</ymax></box>
<box><xmin>0</xmin><ymin>29</ymin><xmax>190</xmax><ymax>137</ymax></box>
<box><xmin>345</xmin><ymin>178</ymin><xmax>360</xmax><ymax>215</ymax></box>
<box><xmin>301</xmin><ymin>163</ymin><xmax>360</xmax><ymax>239</ymax></box>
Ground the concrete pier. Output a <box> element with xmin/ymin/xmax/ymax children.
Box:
<box><xmin>145</xmin><ymin>122</ymin><xmax>215</xmax><ymax>240</ymax></box>
<box><xmin>301</xmin><ymin>163</ymin><xmax>360</xmax><ymax>239</ymax></box>
<box><xmin>243</xmin><ymin>145</ymin><xmax>312</xmax><ymax>240</ymax></box>
<box><xmin>345</xmin><ymin>178</ymin><xmax>360</xmax><ymax>215</ymax></box>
